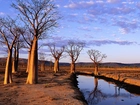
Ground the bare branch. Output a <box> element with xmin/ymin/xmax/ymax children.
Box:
<box><xmin>47</xmin><ymin>43</ymin><xmax>65</xmax><ymax>60</ymax></box>
<box><xmin>87</xmin><ymin>49</ymin><xmax>107</xmax><ymax>63</ymax></box>
<box><xmin>12</xmin><ymin>0</ymin><xmax>59</xmax><ymax>39</ymax></box>
<box><xmin>65</xmin><ymin>41</ymin><xmax>85</xmax><ymax>62</ymax></box>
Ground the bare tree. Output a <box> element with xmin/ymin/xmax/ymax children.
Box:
<box><xmin>87</xmin><ymin>49</ymin><xmax>107</xmax><ymax>76</ymax></box>
<box><xmin>12</xmin><ymin>37</ymin><xmax>24</xmax><ymax>73</ymax></box>
<box><xmin>12</xmin><ymin>0</ymin><xmax>58</xmax><ymax>84</ymax></box>
<box><xmin>0</xmin><ymin>17</ymin><xmax>21</xmax><ymax>84</ymax></box>
<box><xmin>65</xmin><ymin>41</ymin><xmax>84</xmax><ymax>73</ymax></box>
<box><xmin>47</xmin><ymin>43</ymin><xmax>65</xmax><ymax>73</ymax></box>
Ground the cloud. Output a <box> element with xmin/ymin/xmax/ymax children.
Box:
<box><xmin>88</xmin><ymin>5</ymin><xmax>135</xmax><ymax>16</ymax></box>
<box><xmin>47</xmin><ymin>36</ymin><xmax>69</xmax><ymax>47</ymax></box>
<box><xmin>65</xmin><ymin>1</ymin><xmax>135</xmax><ymax>15</ymax></box>
<box><xmin>87</xmin><ymin>39</ymin><xmax>136</xmax><ymax>46</ymax></box>
<box><xmin>136</xmin><ymin>2</ymin><xmax>140</xmax><ymax>9</ymax></box>
<box><xmin>47</xmin><ymin>36</ymin><xmax>137</xmax><ymax>47</ymax></box>
<box><xmin>56</xmin><ymin>4</ymin><xmax>60</xmax><ymax>8</ymax></box>
<box><xmin>58</xmin><ymin>0</ymin><xmax>140</xmax><ymax>35</ymax></box>
<box><xmin>93</xmin><ymin>27</ymin><xmax>102</xmax><ymax>31</ymax></box>
<box><xmin>119</xmin><ymin>28</ymin><xmax>130</xmax><ymax>34</ymax></box>
<box><xmin>0</xmin><ymin>12</ymin><xmax>5</xmax><ymax>16</ymax></box>
<box><xmin>83</xmin><ymin>34</ymin><xmax>94</xmax><ymax>38</ymax></box>
<box><xmin>64</xmin><ymin>1</ymin><xmax>94</xmax><ymax>9</ymax></box>
<box><xmin>69</xmin><ymin>13</ymin><xmax>78</xmax><ymax>17</ymax></box>
<box><xmin>122</xmin><ymin>2</ymin><xmax>135</xmax><ymax>5</ymax></box>
<box><xmin>64</xmin><ymin>3</ymin><xmax>78</xmax><ymax>9</ymax></box>
<box><xmin>79</xmin><ymin>26</ymin><xmax>91</xmax><ymax>31</ymax></box>
<box><xmin>107</xmin><ymin>0</ymin><xmax>121</xmax><ymax>4</ymax></box>
<box><xmin>115</xmin><ymin>20</ymin><xmax>139</xmax><ymax>34</ymax></box>
<box><xmin>118</xmin><ymin>7</ymin><xmax>135</xmax><ymax>14</ymax></box>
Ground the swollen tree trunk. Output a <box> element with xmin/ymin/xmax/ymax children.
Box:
<box><xmin>4</xmin><ymin>49</ymin><xmax>13</xmax><ymax>84</ymax></box>
<box><xmin>26</xmin><ymin>37</ymin><xmax>38</xmax><ymax>84</ymax></box>
<box><xmin>94</xmin><ymin>63</ymin><xmax>98</xmax><ymax>76</ymax></box>
<box><xmin>54</xmin><ymin>59</ymin><xmax>59</xmax><ymax>73</ymax></box>
<box><xmin>26</xmin><ymin>50</ymin><xmax>31</xmax><ymax>73</ymax></box>
<box><xmin>70</xmin><ymin>62</ymin><xmax>75</xmax><ymax>73</ymax></box>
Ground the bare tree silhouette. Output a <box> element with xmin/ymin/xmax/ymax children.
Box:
<box><xmin>65</xmin><ymin>41</ymin><xmax>85</xmax><ymax>73</ymax></box>
<box><xmin>47</xmin><ymin>43</ymin><xmax>65</xmax><ymax>73</ymax></box>
<box><xmin>87</xmin><ymin>49</ymin><xmax>107</xmax><ymax>76</ymax></box>
<box><xmin>12</xmin><ymin>37</ymin><xmax>24</xmax><ymax>73</ymax></box>
<box><xmin>12</xmin><ymin>0</ymin><xmax>59</xmax><ymax>84</ymax></box>
<box><xmin>0</xmin><ymin>17</ymin><xmax>23</xmax><ymax>84</ymax></box>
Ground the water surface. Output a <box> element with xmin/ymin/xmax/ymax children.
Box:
<box><xmin>77</xmin><ymin>75</ymin><xmax>140</xmax><ymax>105</ymax></box>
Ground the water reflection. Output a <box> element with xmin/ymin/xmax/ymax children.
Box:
<box><xmin>77</xmin><ymin>75</ymin><xmax>140</xmax><ymax>105</ymax></box>
<box><xmin>87</xmin><ymin>77</ymin><xmax>106</xmax><ymax>105</ymax></box>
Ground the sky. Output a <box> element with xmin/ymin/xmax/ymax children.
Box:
<box><xmin>0</xmin><ymin>0</ymin><xmax>140</xmax><ymax>63</ymax></box>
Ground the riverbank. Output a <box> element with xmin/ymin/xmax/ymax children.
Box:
<box><xmin>100</xmin><ymin>72</ymin><xmax>140</xmax><ymax>87</ymax></box>
<box><xmin>0</xmin><ymin>70</ymin><xmax>87</xmax><ymax>105</ymax></box>
<box><xmin>76</xmin><ymin>70</ymin><xmax>140</xmax><ymax>90</ymax></box>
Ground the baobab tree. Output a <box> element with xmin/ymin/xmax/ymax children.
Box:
<box><xmin>47</xmin><ymin>43</ymin><xmax>65</xmax><ymax>73</ymax></box>
<box><xmin>12</xmin><ymin>0</ymin><xmax>58</xmax><ymax>84</ymax></box>
<box><xmin>12</xmin><ymin>37</ymin><xmax>24</xmax><ymax>73</ymax></box>
<box><xmin>0</xmin><ymin>17</ymin><xmax>22</xmax><ymax>84</ymax></box>
<box><xmin>87</xmin><ymin>49</ymin><xmax>107</xmax><ymax>76</ymax></box>
<box><xmin>65</xmin><ymin>41</ymin><xmax>85</xmax><ymax>73</ymax></box>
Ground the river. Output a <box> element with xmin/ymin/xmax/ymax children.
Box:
<box><xmin>77</xmin><ymin>75</ymin><xmax>140</xmax><ymax>105</ymax></box>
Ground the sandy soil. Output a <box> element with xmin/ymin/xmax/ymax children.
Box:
<box><xmin>0</xmin><ymin>70</ymin><xmax>87</xmax><ymax>105</ymax></box>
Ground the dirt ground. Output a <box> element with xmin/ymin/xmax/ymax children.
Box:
<box><xmin>0</xmin><ymin>70</ymin><xmax>87</xmax><ymax>105</ymax></box>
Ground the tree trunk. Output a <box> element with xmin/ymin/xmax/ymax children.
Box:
<box><xmin>26</xmin><ymin>50</ymin><xmax>31</xmax><ymax>73</ymax></box>
<box><xmin>70</xmin><ymin>62</ymin><xmax>75</xmax><ymax>73</ymax></box>
<box><xmin>50</xmin><ymin>60</ymin><xmax>52</xmax><ymax>71</ymax></box>
<box><xmin>12</xmin><ymin>47</ymin><xmax>19</xmax><ymax>73</ymax></box>
<box><xmin>94</xmin><ymin>77</ymin><xmax>98</xmax><ymax>90</ymax></box>
<box><xmin>94</xmin><ymin>64</ymin><xmax>98</xmax><ymax>76</ymax></box>
<box><xmin>26</xmin><ymin>37</ymin><xmax>38</xmax><ymax>84</ymax></box>
<box><xmin>54</xmin><ymin>59</ymin><xmax>59</xmax><ymax>73</ymax></box>
<box><xmin>12</xmin><ymin>59</ymin><xmax>16</xmax><ymax>73</ymax></box>
<box><xmin>12</xmin><ymin>47</ymin><xmax>16</xmax><ymax>73</ymax></box>
<box><xmin>41</xmin><ymin>61</ymin><xmax>45</xmax><ymax>71</ymax></box>
<box><xmin>4</xmin><ymin>49</ymin><xmax>13</xmax><ymax>84</ymax></box>
<box><xmin>16</xmin><ymin>49</ymin><xmax>19</xmax><ymax>72</ymax></box>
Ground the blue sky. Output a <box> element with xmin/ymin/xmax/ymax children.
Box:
<box><xmin>0</xmin><ymin>0</ymin><xmax>140</xmax><ymax>63</ymax></box>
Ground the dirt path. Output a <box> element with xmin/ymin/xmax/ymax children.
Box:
<box><xmin>0</xmin><ymin>71</ymin><xmax>87</xmax><ymax>105</ymax></box>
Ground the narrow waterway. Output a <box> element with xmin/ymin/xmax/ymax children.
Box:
<box><xmin>77</xmin><ymin>75</ymin><xmax>140</xmax><ymax>105</ymax></box>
